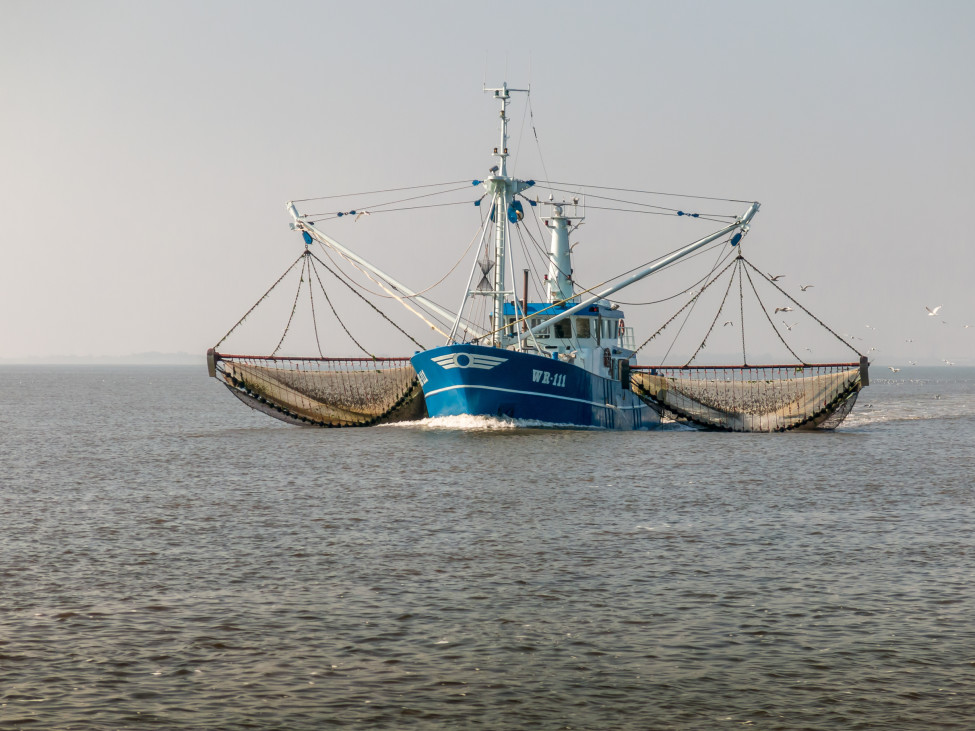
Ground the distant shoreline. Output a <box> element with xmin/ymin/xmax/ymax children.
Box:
<box><xmin>0</xmin><ymin>353</ymin><xmax>203</xmax><ymax>366</ymax></box>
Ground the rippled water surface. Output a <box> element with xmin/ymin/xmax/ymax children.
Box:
<box><xmin>2</xmin><ymin>366</ymin><xmax>974</xmax><ymax>729</ymax></box>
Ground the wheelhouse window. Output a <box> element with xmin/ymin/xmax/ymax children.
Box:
<box><xmin>553</xmin><ymin>319</ymin><xmax>572</xmax><ymax>339</ymax></box>
<box><xmin>531</xmin><ymin>318</ymin><xmax>550</xmax><ymax>339</ymax></box>
<box><xmin>575</xmin><ymin>317</ymin><xmax>591</xmax><ymax>339</ymax></box>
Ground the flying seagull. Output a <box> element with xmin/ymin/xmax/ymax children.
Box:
<box><xmin>768</xmin><ymin>273</ymin><xmax>785</xmax><ymax>281</ymax></box>
<box><xmin>889</xmin><ymin>367</ymin><xmax>901</xmax><ymax>373</ymax></box>
<box><xmin>782</xmin><ymin>321</ymin><xmax>798</xmax><ymax>331</ymax></box>
<box><xmin>800</xmin><ymin>284</ymin><xmax>814</xmax><ymax>291</ymax></box>
<box><xmin>723</xmin><ymin>321</ymin><xmax>734</xmax><ymax>327</ymax></box>
<box><xmin>774</xmin><ymin>306</ymin><xmax>793</xmax><ymax>313</ymax></box>
<box><xmin>354</xmin><ymin>210</ymin><xmax>371</xmax><ymax>222</ymax></box>
<box><xmin>926</xmin><ymin>305</ymin><xmax>942</xmax><ymax>316</ymax></box>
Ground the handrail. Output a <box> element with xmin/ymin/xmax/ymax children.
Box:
<box><xmin>214</xmin><ymin>352</ymin><xmax>412</xmax><ymax>363</ymax></box>
<box><xmin>630</xmin><ymin>362</ymin><xmax>861</xmax><ymax>370</ymax></box>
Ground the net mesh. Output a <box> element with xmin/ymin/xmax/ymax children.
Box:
<box><xmin>211</xmin><ymin>352</ymin><xmax>426</xmax><ymax>427</ymax></box>
<box><xmin>630</xmin><ymin>363</ymin><xmax>865</xmax><ymax>432</ymax></box>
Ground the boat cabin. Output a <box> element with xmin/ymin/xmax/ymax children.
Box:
<box><xmin>501</xmin><ymin>301</ymin><xmax>634</xmax><ymax>377</ymax></box>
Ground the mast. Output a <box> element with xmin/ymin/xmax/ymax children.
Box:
<box><xmin>482</xmin><ymin>83</ymin><xmax>530</xmax><ymax>346</ymax></box>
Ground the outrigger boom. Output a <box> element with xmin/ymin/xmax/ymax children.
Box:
<box><xmin>286</xmin><ymin>202</ymin><xmax>487</xmax><ymax>341</ymax></box>
<box><xmin>527</xmin><ymin>201</ymin><xmax>760</xmax><ymax>338</ymax></box>
<box><xmin>210</xmin><ymin>82</ymin><xmax>866</xmax><ymax>433</ymax></box>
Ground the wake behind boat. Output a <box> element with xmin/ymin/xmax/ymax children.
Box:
<box><xmin>208</xmin><ymin>83</ymin><xmax>868</xmax><ymax>431</ymax></box>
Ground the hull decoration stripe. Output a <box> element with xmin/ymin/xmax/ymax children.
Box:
<box><xmin>423</xmin><ymin>382</ymin><xmax>649</xmax><ymax>412</ymax></box>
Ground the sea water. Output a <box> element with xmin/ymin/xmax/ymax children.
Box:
<box><xmin>1</xmin><ymin>365</ymin><xmax>973</xmax><ymax>729</ymax></box>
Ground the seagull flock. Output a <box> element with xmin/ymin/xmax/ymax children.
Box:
<box><xmin>756</xmin><ymin>272</ymin><xmax>968</xmax><ymax>368</ymax></box>
<box><xmin>710</xmin><ymin>271</ymin><xmax>967</xmax><ymax>368</ymax></box>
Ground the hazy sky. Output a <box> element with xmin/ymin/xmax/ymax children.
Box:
<box><xmin>3</xmin><ymin>0</ymin><xmax>973</xmax><ymax>365</ymax></box>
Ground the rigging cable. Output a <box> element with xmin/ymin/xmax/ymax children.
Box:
<box><xmin>683</xmin><ymin>255</ymin><xmax>742</xmax><ymax>366</ymax></box>
<box><xmin>633</xmin><ymin>254</ymin><xmax>738</xmax><ymax>357</ymax></box>
<box><xmin>740</xmin><ymin>262</ymin><xmax>805</xmax><ymax>364</ymax></box>
<box><xmin>305</xmin><ymin>255</ymin><xmax>325</xmax><ymax>358</ymax></box>
<box><xmin>319</xmin><ymin>243</ymin><xmax>451</xmax><ymax>339</ymax></box>
<box><xmin>534</xmin><ymin>184</ymin><xmax>736</xmax><ymax>221</ymax></box>
<box><xmin>528</xmin><ymin>93</ymin><xmax>552</xmax><ymax>185</ymax></box>
<box><xmin>739</xmin><ymin>258</ymin><xmax>747</xmax><ymax>365</ymax></box>
<box><xmin>739</xmin><ymin>257</ymin><xmax>864</xmax><ymax>358</ymax></box>
<box><xmin>536</xmin><ymin>180</ymin><xmax>754</xmax><ymax>204</ymax></box>
<box><xmin>270</xmin><ymin>258</ymin><xmax>307</xmax><ymax>357</ymax></box>
<box><xmin>291</xmin><ymin>180</ymin><xmax>469</xmax><ymax>203</ymax></box>
<box><xmin>307</xmin><ymin>255</ymin><xmax>376</xmax><ymax>357</ymax></box>
<box><xmin>556</xmin><ymin>202</ymin><xmax>732</xmax><ymax>224</ymax></box>
<box><xmin>652</xmin><ymin>247</ymin><xmax>733</xmax><ymax>365</ymax></box>
<box><xmin>302</xmin><ymin>183</ymin><xmax>473</xmax><ymax>216</ymax></box>
<box><xmin>608</xmin><ymin>242</ymin><xmax>735</xmax><ymax>306</ymax></box>
<box><xmin>305</xmin><ymin>198</ymin><xmax>474</xmax><ymax>223</ymax></box>
<box><xmin>307</xmin><ymin>250</ymin><xmax>426</xmax><ymax>350</ymax></box>
<box><xmin>309</xmin><ymin>218</ymin><xmax>488</xmax><ymax>302</ymax></box>
<box><xmin>214</xmin><ymin>252</ymin><xmax>306</xmax><ymax>350</ymax></box>
<box><xmin>509</xmin><ymin>89</ymin><xmax>531</xmax><ymax>176</ymax></box>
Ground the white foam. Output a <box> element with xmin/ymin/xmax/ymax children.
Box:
<box><xmin>382</xmin><ymin>414</ymin><xmax>604</xmax><ymax>430</ymax></box>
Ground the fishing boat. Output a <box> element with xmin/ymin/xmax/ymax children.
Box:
<box><xmin>209</xmin><ymin>83</ymin><xmax>868</xmax><ymax>431</ymax></box>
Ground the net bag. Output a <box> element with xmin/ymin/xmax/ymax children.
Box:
<box><xmin>629</xmin><ymin>360</ymin><xmax>867</xmax><ymax>432</ymax></box>
<box><xmin>209</xmin><ymin>350</ymin><xmax>427</xmax><ymax>427</ymax></box>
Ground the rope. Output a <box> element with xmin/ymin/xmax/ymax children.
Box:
<box><xmin>307</xmin><ymin>255</ymin><xmax>374</xmax><ymax>358</ymax></box>
<box><xmin>311</xmin><ymin>219</ymin><xmax>485</xmax><ymax>301</ymax></box>
<box><xmin>741</xmin><ymin>264</ymin><xmax>805</xmax><ymax>364</ymax></box>
<box><xmin>684</xmin><ymin>256</ymin><xmax>740</xmax><ymax>366</ymax></box>
<box><xmin>214</xmin><ymin>252</ymin><xmax>305</xmax><ymax>349</ymax></box>
<box><xmin>533</xmin><ymin>184</ymin><xmax>736</xmax><ymax>222</ymax></box>
<box><xmin>528</xmin><ymin>93</ymin><xmax>552</xmax><ymax>185</ymax></box>
<box><xmin>611</xmin><ymin>242</ymin><xmax>733</xmax><ymax>306</ymax></box>
<box><xmin>270</xmin><ymin>258</ymin><xmax>306</xmax><ymax>357</ymax></box>
<box><xmin>310</xmin><ymin>241</ymin><xmax>461</xmax><ymax>336</ymax></box>
<box><xmin>305</xmin><ymin>199</ymin><xmax>473</xmax><ymax>223</ymax></box>
<box><xmin>307</xmin><ymin>250</ymin><xmax>425</xmax><ymax>350</ymax></box>
<box><xmin>738</xmin><ymin>260</ymin><xmax>747</xmax><ymax>365</ymax></box>
<box><xmin>290</xmin><ymin>180</ymin><xmax>469</xmax><ymax>203</ymax></box>
<box><xmin>739</xmin><ymin>257</ymin><xmax>864</xmax><ymax>358</ymax></box>
<box><xmin>633</xmin><ymin>254</ymin><xmax>738</xmax><ymax>356</ymax></box>
<box><xmin>655</xmin><ymin>247</ymin><xmax>731</xmax><ymax>365</ymax></box>
<box><xmin>562</xmin><ymin>202</ymin><xmax>731</xmax><ymax>224</ymax></box>
<box><xmin>305</xmin><ymin>255</ymin><xmax>325</xmax><ymax>358</ymax></box>
<box><xmin>535</xmin><ymin>180</ymin><xmax>754</xmax><ymax>204</ymax></box>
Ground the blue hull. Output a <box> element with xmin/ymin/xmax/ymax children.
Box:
<box><xmin>411</xmin><ymin>344</ymin><xmax>659</xmax><ymax>430</ymax></box>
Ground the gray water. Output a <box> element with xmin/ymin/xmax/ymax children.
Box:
<box><xmin>2</xmin><ymin>366</ymin><xmax>973</xmax><ymax>729</ymax></box>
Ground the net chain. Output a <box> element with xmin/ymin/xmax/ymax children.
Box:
<box><xmin>741</xmin><ymin>263</ymin><xmax>805</xmax><ymax>364</ymax></box>
<box><xmin>633</xmin><ymin>257</ymin><xmax>738</xmax><ymax>356</ymax></box>
<box><xmin>214</xmin><ymin>253</ymin><xmax>305</xmax><ymax>350</ymax></box>
<box><xmin>740</xmin><ymin>258</ymin><xmax>864</xmax><ymax>359</ymax></box>
<box><xmin>684</xmin><ymin>257</ymin><xmax>741</xmax><ymax>366</ymax></box>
